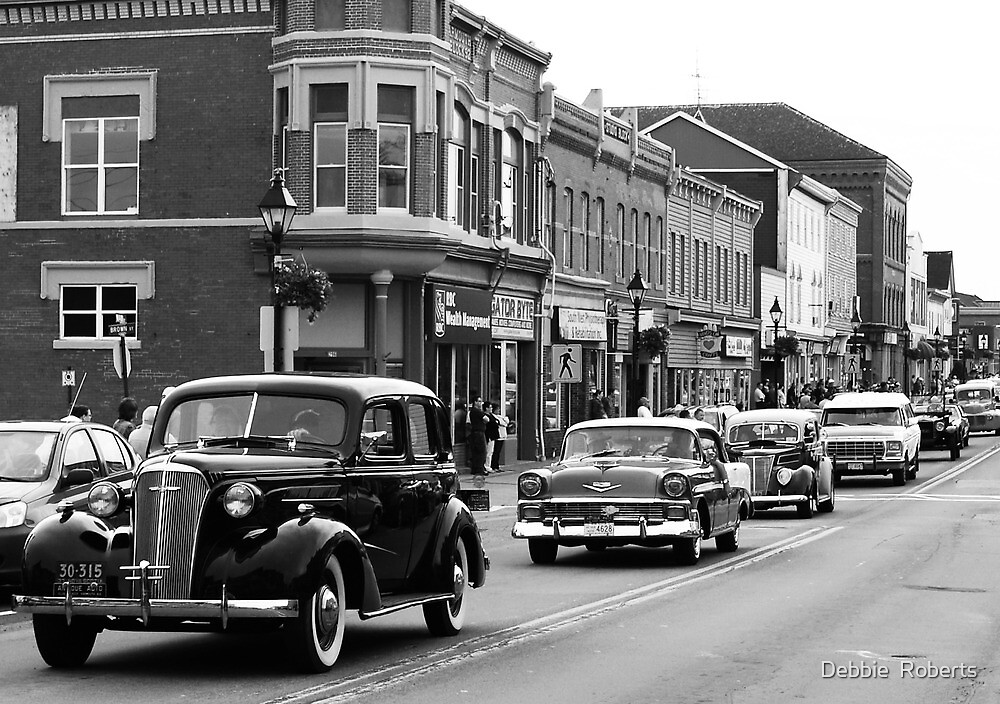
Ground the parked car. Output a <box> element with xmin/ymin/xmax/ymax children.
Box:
<box><xmin>15</xmin><ymin>374</ymin><xmax>487</xmax><ymax>672</ymax></box>
<box><xmin>913</xmin><ymin>398</ymin><xmax>969</xmax><ymax>460</ymax></box>
<box><xmin>953</xmin><ymin>379</ymin><xmax>1000</xmax><ymax>435</ymax></box>
<box><xmin>820</xmin><ymin>392</ymin><xmax>921</xmax><ymax>486</ymax></box>
<box><xmin>723</xmin><ymin>409</ymin><xmax>835</xmax><ymax>517</ymax></box>
<box><xmin>657</xmin><ymin>404</ymin><xmax>739</xmax><ymax>434</ymax></box>
<box><xmin>0</xmin><ymin>420</ymin><xmax>137</xmax><ymax>590</ymax></box>
<box><xmin>512</xmin><ymin>417</ymin><xmax>749</xmax><ymax>565</ymax></box>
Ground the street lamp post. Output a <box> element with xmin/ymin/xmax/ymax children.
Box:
<box><xmin>933</xmin><ymin>326</ymin><xmax>942</xmax><ymax>394</ymax></box>
<box><xmin>902</xmin><ymin>321</ymin><xmax>910</xmax><ymax>396</ymax></box>
<box><xmin>851</xmin><ymin>308</ymin><xmax>863</xmax><ymax>391</ymax></box>
<box><xmin>626</xmin><ymin>270</ymin><xmax>648</xmax><ymax>416</ymax></box>
<box><xmin>258</xmin><ymin>168</ymin><xmax>298</xmax><ymax>373</ymax></box>
<box><xmin>769</xmin><ymin>297</ymin><xmax>783</xmax><ymax>408</ymax></box>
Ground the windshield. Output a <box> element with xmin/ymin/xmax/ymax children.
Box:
<box><xmin>956</xmin><ymin>388</ymin><xmax>993</xmax><ymax>403</ymax></box>
<box><xmin>728</xmin><ymin>421</ymin><xmax>800</xmax><ymax>444</ymax></box>
<box><xmin>0</xmin><ymin>431</ymin><xmax>57</xmax><ymax>481</ymax></box>
<box><xmin>562</xmin><ymin>426</ymin><xmax>702</xmax><ymax>461</ymax></box>
<box><xmin>163</xmin><ymin>394</ymin><xmax>348</xmax><ymax>447</ymax></box>
<box><xmin>822</xmin><ymin>408</ymin><xmax>902</xmax><ymax>426</ymax></box>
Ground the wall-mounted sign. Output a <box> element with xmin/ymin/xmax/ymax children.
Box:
<box><xmin>723</xmin><ymin>335</ymin><xmax>753</xmax><ymax>358</ymax></box>
<box><xmin>493</xmin><ymin>294</ymin><xmax>535</xmax><ymax>341</ymax></box>
<box><xmin>430</xmin><ymin>284</ymin><xmax>492</xmax><ymax>345</ymax></box>
<box><xmin>556</xmin><ymin>307</ymin><xmax>607</xmax><ymax>342</ymax></box>
<box><xmin>551</xmin><ymin>344</ymin><xmax>583</xmax><ymax>383</ymax></box>
<box><xmin>603</xmin><ymin>119</ymin><xmax>631</xmax><ymax>143</ymax></box>
<box><xmin>698</xmin><ymin>327</ymin><xmax>723</xmax><ymax>358</ymax></box>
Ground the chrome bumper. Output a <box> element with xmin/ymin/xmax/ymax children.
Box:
<box><xmin>14</xmin><ymin>592</ymin><xmax>297</xmax><ymax>628</ymax></box>
<box><xmin>751</xmin><ymin>494</ymin><xmax>809</xmax><ymax>506</ymax></box>
<box><xmin>512</xmin><ymin>517</ymin><xmax>700</xmax><ymax>540</ymax></box>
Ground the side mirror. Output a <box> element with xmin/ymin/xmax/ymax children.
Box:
<box><xmin>64</xmin><ymin>468</ymin><xmax>96</xmax><ymax>487</ymax></box>
<box><xmin>360</xmin><ymin>430</ymin><xmax>388</xmax><ymax>456</ymax></box>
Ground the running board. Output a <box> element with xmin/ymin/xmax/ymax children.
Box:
<box><xmin>359</xmin><ymin>591</ymin><xmax>454</xmax><ymax>620</ymax></box>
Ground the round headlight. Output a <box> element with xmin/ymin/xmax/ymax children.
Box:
<box><xmin>663</xmin><ymin>475</ymin><xmax>686</xmax><ymax>498</ymax></box>
<box><xmin>223</xmin><ymin>483</ymin><xmax>257</xmax><ymax>518</ymax></box>
<box><xmin>934</xmin><ymin>421</ymin><xmax>945</xmax><ymax>432</ymax></box>
<box><xmin>88</xmin><ymin>483</ymin><xmax>121</xmax><ymax>518</ymax></box>
<box><xmin>518</xmin><ymin>474</ymin><xmax>543</xmax><ymax>498</ymax></box>
<box><xmin>776</xmin><ymin>468</ymin><xmax>793</xmax><ymax>486</ymax></box>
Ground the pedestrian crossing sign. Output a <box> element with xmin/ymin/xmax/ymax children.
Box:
<box><xmin>846</xmin><ymin>354</ymin><xmax>860</xmax><ymax>374</ymax></box>
<box><xmin>551</xmin><ymin>344</ymin><xmax>583</xmax><ymax>383</ymax></box>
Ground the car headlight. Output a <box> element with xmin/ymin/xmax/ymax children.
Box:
<box><xmin>662</xmin><ymin>474</ymin><xmax>687</xmax><ymax>498</ymax></box>
<box><xmin>885</xmin><ymin>441</ymin><xmax>903</xmax><ymax>456</ymax></box>
<box><xmin>223</xmin><ymin>483</ymin><xmax>259</xmax><ymax>518</ymax></box>
<box><xmin>88</xmin><ymin>483</ymin><xmax>122</xmax><ymax>518</ymax></box>
<box><xmin>518</xmin><ymin>474</ymin><xmax>543</xmax><ymax>498</ymax></box>
<box><xmin>776</xmin><ymin>468</ymin><xmax>793</xmax><ymax>486</ymax></box>
<box><xmin>0</xmin><ymin>501</ymin><xmax>27</xmax><ymax>528</ymax></box>
<box><xmin>934</xmin><ymin>421</ymin><xmax>945</xmax><ymax>432</ymax></box>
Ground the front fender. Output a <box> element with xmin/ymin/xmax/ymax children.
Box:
<box><xmin>21</xmin><ymin>510</ymin><xmax>134</xmax><ymax>597</ymax></box>
<box><xmin>198</xmin><ymin>516</ymin><xmax>380</xmax><ymax>612</ymax></box>
<box><xmin>426</xmin><ymin>496</ymin><xmax>487</xmax><ymax>589</ymax></box>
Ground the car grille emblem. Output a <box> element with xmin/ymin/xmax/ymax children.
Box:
<box><xmin>601</xmin><ymin>505</ymin><xmax>619</xmax><ymax>517</ymax></box>
<box><xmin>147</xmin><ymin>485</ymin><xmax>181</xmax><ymax>492</ymax></box>
<box><xmin>583</xmin><ymin>481</ymin><xmax>622</xmax><ymax>493</ymax></box>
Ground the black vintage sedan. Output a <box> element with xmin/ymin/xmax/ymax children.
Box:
<box><xmin>913</xmin><ymin>399</ymin><xmax>969</xmax><ymax>460</ymax></box>
<box><xmin>724</xmin><ymin>409</ymin><xmax>835</xmax><ymax>518</ymax></box>
<box><xmin>15</xmin><ymin>374</ymin><xmax>487</xmax><ymax>672</ymax></box>
<box><xmin>0</xmin><ymin>420</ymin><xmax>137</xmax><ymax>589</ymax></box>
<box><xmin>512</xmin><ymin>418</ymin><xmax>749</xmax><ymax>565</ymax></box>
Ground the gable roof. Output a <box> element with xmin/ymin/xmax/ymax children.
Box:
<box><xmin>611</xmin><ymin>102</ymin><xmax>888</xmax><ymax>163</ymax></box>
<box><xmin>925</xmin><ymin>251</ymin><xmax>954</xmax><ymax>291</ymax></box>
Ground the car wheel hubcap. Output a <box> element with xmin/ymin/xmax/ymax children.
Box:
<box><xmin>316</xmin><ymin>585</ymin><xmax>340</xmax><ymax>648</ymax></box>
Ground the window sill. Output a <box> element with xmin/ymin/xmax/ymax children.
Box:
<box><xmin>53</xmin><ymin>339</ymin><xmax>142</xmax><ymax>350</ymax></box>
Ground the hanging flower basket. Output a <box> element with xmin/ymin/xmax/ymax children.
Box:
<box><xmin>274</xmin><ymin>261</ymin><xmax>333</xmax><ymax>322</ymax></box>
<box><xmin>636</xmin><ymin>325</ymin><xmax>671</xmax><ymax>357</ymax></box>
<box><xmin>773</xmin><ymin>334</ymin><xmax>800</xmax><ymax>358</ymax></box>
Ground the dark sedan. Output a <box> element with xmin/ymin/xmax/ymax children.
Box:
<box><xmin>913</xmin><ymin>401</ymin><xmax>970</xmax><ymax>460</ymax></box>
<box><xmin>0</xmin><ymin>420</ymin><xmax>137</xmax><ymax>589</ymax></box>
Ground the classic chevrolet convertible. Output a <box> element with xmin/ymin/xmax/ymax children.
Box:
<box><xmin>15</xmin><ymin>374</ymin><xmax>487</xmax><ymax>672</ymax></box>
<box><xmin>512</xmin><ymin>418</ymin><xmax>749</xmax><ymax>565</ymax></box>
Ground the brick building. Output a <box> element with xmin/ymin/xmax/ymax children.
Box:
<box><xmin>0</xmin><ymin>0</ymin><xmax>556</xmax><ymax>461</ymax></box>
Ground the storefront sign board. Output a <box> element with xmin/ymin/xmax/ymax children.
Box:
<box><xmin>430</xmin><ymin>284</ymin><xmax>492</xmax><ymax>345</ymax></box>
<box><xmin>723</xmin><ymin>335</ymin><xmax>753</xmax><ymax>358</ymax></box>
<box><xmin>493</xmin><ymin>294</ymin><xmax>535</xmax><ymax>340</ymax></box>
<box><xmin>556</xmin><ymin>307</ymin><xmax>607</xmax><ymax>342</ymax></box>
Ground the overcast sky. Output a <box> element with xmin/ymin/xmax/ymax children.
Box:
<box><xmin>458</xmin><ymin>0</ymin><xmax>998</xmax><ymax>299</ymax></box>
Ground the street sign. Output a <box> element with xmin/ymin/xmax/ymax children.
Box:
<box><xmin>112</xmin><ymin>338</ymin><xmax>132</xmax><ymax>379</ymax></box>
<box><xmin>846</xmin><ymin>354</ymin><xmax>860</xmax><ymax>375</ymax></box>
<box><xmin>932</xmin><ymin>357</ymin><xmax>942</xmax><ymax>372</ymax></box>
<box><xmin>551</xmin><ymin>344</ymin><xmax>582</xmax><ymax>383</ymax></box>
<box><xmin>108</xmin><ymin>321</ymin><xmax>136</xmax><ymax>337</ymax></box>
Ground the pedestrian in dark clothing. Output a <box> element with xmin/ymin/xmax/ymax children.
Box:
<box><xmin>113</xmin><ymin>397</ymin><xmax>139</xmax><ymax>438</ymax></box>
<box><xmin>601</xmin><ymin>392</ymin><xmax>615</xmax><ymax>419</ymax></box>
<box><xmin>484</xmin><ymin>402</ymin><xmax>501</xmax><ymax>474</ymax></box>
<box><xmin>588</xmin><ymin>388</ymin><xmax>607</xmax><ymax>420</ymax></box>
<box><xmin>466</xmin><ymin>394</ymin><xmax>488</xmax><ymax>475</ymax></box>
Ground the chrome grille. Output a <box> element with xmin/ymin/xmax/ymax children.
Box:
<box><xmin>132</xmin><ymin>466</ymin><xmax>210</xmax><ymax>599</ymax></box>
<box><xmin>826</xmin><ymin>440</ymin><xmax>885</xmax><ymax>460</ymax></box>
<box><xmin>746</xmin><ymin>456</ymin><xmax>773</xmax><ymax>496</ymax></box>
<box><xmin>543</xmin><ymin>502</ymin><xmax>665</xmax><ymax>521</ymax></box>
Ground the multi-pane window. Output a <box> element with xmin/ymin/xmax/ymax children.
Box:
<box><xmin>383</xmin><ymin>0</ymin><xmax>411</xmax><ymax>31</ymax></box>
<box><xmin>277</xmin><ymin>88</ymin><xmax>290</xmax><ymax>170</ymax></box>
<box><xmin>501</xmin><ymin>129</ymin><xmax>523</xmax><ymax>240</ymax></box>
<box><xmin>447</xmin><ymin>107</ymin><xmax>467</xmax><ymax>227</ymax></box>
<box><xmin>60</xmin><ymin>284</ymin><xmax>137</xmax><ymax>339</ymax></box>
<box><xmin>631</xmin><ymin>209</ymin><xmax>640</xmax><ymax>275</ymax></box>
<box><xmin>643</xmin><ymin>213</ymin><xmax>651</xmax><ymax>281</ymax></box>
<box><xmin>656</xmin><ymin>217</ymin><xmax>664</xmax><ymax>285</ymax></box>
<box><xmin>315</xmin><ymin>0</ymin><xmax>345</xmax><ymax>29</ymax></box>
<box><xmin>562</xmin><ymin>188</ymin><xmax>573</xmax><ymax>267</ymax></box>
<box><xmin>313</xmin><ymin>84</ymin><xmax>348</xmax><ymax>209</ymax></box>
<box><xmin>716</xmin><ymin>245</ymin><xmax>722</xmax><ymax>301</ymax></box>
<box><xmin>378</xmin><ymin>85</ymin><xmax>413</xmax><ymax>209</ymax></box>
<box><xmin>62</xmin><ymin>117</ymin><xmax>139</xmax><ymax>215</ymax></box>
<box><xmin>596</xmin><ymin>198</ymin><xmax>605</xmax><ymax>275</ymax></box>
<box><xmin>616</xmin><ymin>204</ymin><xmax>625</xmax><ymax>277</ymax></box>
<box><xmin>470</xmin><ymin>122</ymin><xmax>481</xmax><ymax>234</ymax></box>
<box><xmin>670</xmin><ymin>233</ymin><xmax>678</xmax><ymax>294</ymax></box>
<box><xmin>694</xmin><ymin>239</ymin><xmax>701</xmax><ymax>299</ymax></box>
<box><xmin>582</xmin><ymin>193</ymin><xmax>591</xmax><ymax>271</ymax></box>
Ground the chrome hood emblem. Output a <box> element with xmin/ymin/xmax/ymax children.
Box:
<box><xmin>583</xmin><ymin>481</ymin><xmax>621</xmax><ymax>493</ymax></box>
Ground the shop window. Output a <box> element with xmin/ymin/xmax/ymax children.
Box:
<box><xmin>313</xmin><ymin>84</ymin><xmax>348</xmax><ymax>209</ymax></box>
<box><xmin>63</xmin><ymin>116</ymin><xmax>138</xmax><ymax>215</ymax></box>
<box><xmin>377</xmin><ymin>85</ymin><xmax>413</xmax><ymax>210</ymax></box>
<box><xmin>315</xmin><ymin>0</ymin><xmax>345</xmax><ymax>29</ymax></box>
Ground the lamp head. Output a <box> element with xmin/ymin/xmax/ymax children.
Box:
<box><xmin>258</xmin><ymin>168</ymin><xmax>298</xmax><ymax>245</ymax></box>
<box><xmin>769</xmin><ymin>296</ymin><xmax>783</xmax><ymax>326</ymax></box>
<box><xmin>626</xmin><ymin>269</ymin><xmax>648</xmax><ymax>309</ymax></box>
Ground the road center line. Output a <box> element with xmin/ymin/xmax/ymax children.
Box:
<box><xmin>263</xmin><ymin>525</ymin><xmax>841</xmax><ymax>704</ymax></box>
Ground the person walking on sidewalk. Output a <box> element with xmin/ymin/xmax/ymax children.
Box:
<box><xmin>466</xmin><ymin>394</ymin><xmax>489</xmax><ymax>476</ymax></box>
<box><xmin>113</xmin><ymin>397</ymin><xmax>139</xmax><ymax>439</ymax></box>
<box><xmin>490</xmin><ymin>402</ymin><xmax>509</xmax><ymax>473</ymax></box>
<box><xmin>484</xmin><ymin>402</ymin><xmax>500</xmax><ymax>474</ymax></box>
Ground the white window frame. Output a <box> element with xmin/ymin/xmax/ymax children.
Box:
<box><xmin>447</xmin><ymin>142</ymin><xmax>465</xmax><ymax>226</ymax></box>
<box><xmin>314</xmin><ymin>121</ymin><xmax>348</xmax><ymax>209</ymax></box>
<box><xmin>62</xmin><ymin>116</ymin><xmax>139</xmax><ymax>216</ymax></box>
<box><xmin>377</xmin><ymin>122</ymin><xmax>410</xmax><ymax>210</ymax></box>
<box><xmin>59</xmin><ymin>283</ymin><xmax>138</xmax><ymax>341</ymax></box>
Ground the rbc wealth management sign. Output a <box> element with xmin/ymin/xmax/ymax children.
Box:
<box><xmin>430</xmin><ymin>284</ymin><xmax>492</xmax><ymax>345</ymax></box>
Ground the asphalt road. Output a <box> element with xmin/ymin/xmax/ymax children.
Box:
<box><xmin>3</xmin><ymin>436</ymin><xmax>1000</xmax><ymax>703</ymax></box>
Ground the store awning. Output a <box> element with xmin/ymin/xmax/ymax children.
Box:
<box><xmin>912</xmin><ymin>340</ymin><xmax>935</xmax><ymax>359</ymax></box>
